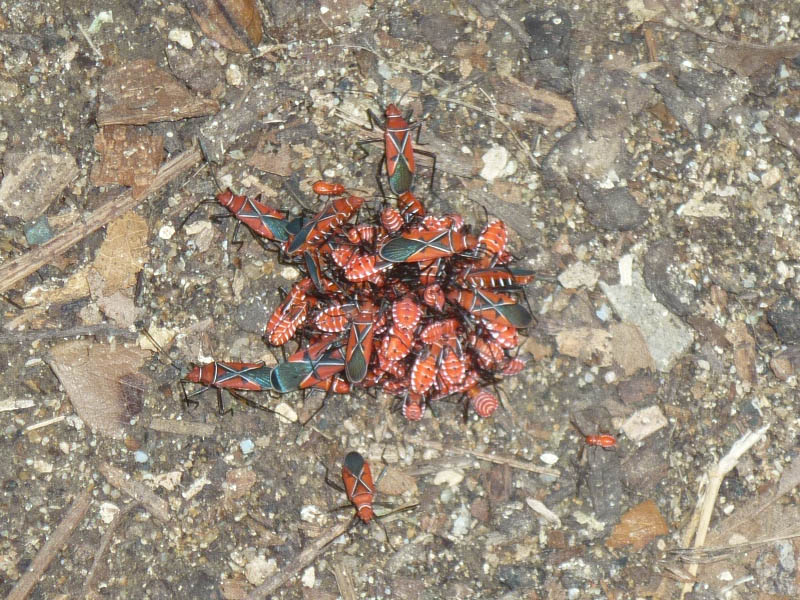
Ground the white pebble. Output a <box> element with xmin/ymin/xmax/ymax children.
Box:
<box><xmin>158</xmin><ymin>224</ymin><xmax>175</xmax><ymax>240</ymax></box>
<box><xmin>451</xmin><ymin>505</ymin><xmax>471</xmax><ymax>537</ymax></box>
<box><xmin>168</xmin><ymin>28</ymin><xmax>193</xmax><ymax>50</ymax></box>
<box><xmin>245</xmin><ymin>555</ymin><xmax>276</xmax><ymax>585</ymax></box>
<box><xmin>134</xmin><ymin>450</ymin><xmax>149</xmax><ymax>463</ymax></box>
<box><xmin>274</xmin><ymin>402</ymin><xmax>297</xmax><ymax>423</ymax></box>
<box><xmin>433</xmin><ymin>469</ymin><xmax>464</xmax><ymax>487</ymax></box>
<box><xmin>239</xmin><ymin>439</ymin><xmax>254</xmax><ymax>454</ymax></box>
<box><xmin>479</xmin><ymin>145</ymin><xmax>509</xmax><ymax>181</ymax></box>
<box><xmin>281</xmin><ymin>266</ymin><xmax>300</xmax><ymax>280</ymax></box>
<box><xmin>539</xmin><ymin>452</ymin><xmax>559</xmax><ymax>466</ymax></box>
<box><xmin>300</xmin><ymin>504</ymin><xmax>323</xmax><ymax>523</ymax></box>
<box><xmin>226</xmin><ymin>64</ymin><xmax>243</xmax><ymax>87</ymax></box>
<box><xmin>99</xmin><ymin>501</ymin><xmax>120</xmax><ymax>524</ymax></box>
<box><xmin>301</xmin><ymin>566</ymin><xmax>316</xmax><ymax>588</ymax></box>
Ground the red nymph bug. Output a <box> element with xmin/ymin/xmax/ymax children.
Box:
<box><xmin>312</xmin><ymin>180</ymin><xmax>347</xmax><ymax>197</ymax></box>
<box><xmin>265</xmin><ymin>278</ymin><xmax>316</xmax><ymax>346</ymax></box>
<box><xmin>584</xmin><ymin>434</ymin><xmax>618</xmax><ymax>449</ymax></box>
<box><xmin>287</xmin><ymin>195</ymin><xmax>364</xmax><ymax>255</ymax></box>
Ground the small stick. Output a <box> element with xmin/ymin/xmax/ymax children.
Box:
<box><xmin>98</xmin><ymin>462</ymin><xmax>170</xmax><ymax>523</ymax></box>
<box><xmin>331</xmin><ymin>560</ymin><xmax>357</xmax><ymax>600</ymax></box>
<box><xmin>679</xmin><ymin>425</ymin><xmax>769</xmax><ymax>599</ymax></box>
<box><xmin>0</xmin><ymin>399</ymin><xmax>35</xmax><ymax>412</ymax></box>
<box><xmin>246</xmin><ymin>519</ymin><xmax>351</xmax><ymax>599</ymax></box>
<box><xmin>24</xmin><ymin>415</ymin><xmax>66</xmax><ymax>432</ymax></box>
<box><xmin>7</xmin><ymin>484</ymin><xmax>93</xmax><ymax>600</ymax></box>
<box><xmin>148</xmin><ymin>417</ymin><xmax>215</xmax><ymax>437</ymax></box>
<box><xmin>0</xmin><ymin>146</ymin><xmax>203</xmax><ymax>294</ymax></box>
<box><xmin>0</xmin><ymin>324</ymin><xmax>136</xmax><ymax>345</ymax></box>
<box><xmin>405</xmin><ymin>436</ymin><xmax>560</xmax><ymax>477</ymax></box>
<box><xmin>81</xmin><ymin>502</ymin><xmax>138</xmax><ymax>597</ymax></box>
<box><xmin>77</xmin><ymin>22</ymin><xmax>104</xmax><ymax>61</ymax></box>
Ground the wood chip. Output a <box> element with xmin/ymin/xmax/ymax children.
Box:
<box><xmin>99</xmin><ymin>462</ymin><xmax>170</xmax><ymax>523</ymax></box>
<box><xmin>148</xmin><ymin>417</ymin><xmax>216</xmax><ymax>437</ymax></box>
<box><xmin>98</xmin><ymin>59</ymin><xmax>219</xmax><ymax>126</ymax></box>
<box><xmin>606</xmin><ymin>499</ymin><xmax>669</xmax><ymax>551</ymax></box>
<box><xmin>90</xmin><ymin>125</ymin><xmax>165</xmax><ymax>190</ymax></box>
<box><xmin>0</xmin><ymin>149</ymin><xmax>78</xmax><ymax>220</ymax></box>
<box><xmin>90</xmin><ymin>211</ymin><xmax>149</xmax><ymax>295</ymax></box>
<box><xmin>490</xmin><ymin>74</ymin><xmax>576</xmax><ymax>129</ymax></box>
<box><xmin>187</xmin><ymin>0</ymin><xmax>263</xmax><ymax>54</ymax></box>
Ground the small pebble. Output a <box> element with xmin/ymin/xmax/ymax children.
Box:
<box><xmin>433</xmin><ymin>469</ymin><xmax>464</xmax><ymax>487</ymax></box>
<box><xmin>158</xmin><ymin>224</ymin><xmax>175</xmax><ymax>240</ymax></box>
<box><xmin>539</xmin><ymin>452</ymin><xmax>559</xmax><ymax>465</ymax></box>
<box><xmin>133</xmin><ymin>450</ymin><xmax>149</xmax><ymax>463</ymax></box>
<box><xmin>245</xmin><ymin>555</ymin><xmax>276</xmax><ymax>585</ymax></box>
<box><xmin>274</xmin><ymin>402</ymin><xmax>297</xmax><ymax>423</ymax></box>
<box><xmin>301</xmin><ymin>566</ymin><xmax>316</xmax><ymax>588</ymax></box>
<box><xmin>99</xmin><ymin>501</ymin><xmax>120</xmax><ymax>524</ymax></box>
<box><xmin>226</xmin><ymin>64</ymin><xmax>243</xmax><ymax>87</ymax></box>
<box><xmin>168</xmin><ymin>28</ymin><xmax>193</xmax><ymax>50</ymax></box>
<box><xmin>239</xmin><ymin>439</ymin><xmax>254</xmax><ymax>455</ymax></box>
<box><xmin>480</xmin><ymin>145</ymin><xmax>510</xmax><ymax>181</ymax></box>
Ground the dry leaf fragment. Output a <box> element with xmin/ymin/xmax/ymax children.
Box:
<box><xmin>98</xmin><ymin>59</ymin><xmax>220</xmax><ymax>126</ymax></box>
<box><xmin>376</xmin><ymin>465</ymin><xmax>418</xmax><ymax>497</ymax></box>
<box><xmin>606</xmin><ymin>499</ymin><xmax>669</xmax><ymax>551</ymax></box>
<box><xmin>90</xmin><ymin>212</ymin><xmax>148</xmax><ymax>295</ymax></box>
<box><xmin>556</xmin><ymin>327</ymin><xmax>613</xmax><ymax>366</ymax></box>
<box><xmin>48</xmin><ymin>340</ymin><xmax>150</xmax><ymax>439</ymax></box>
<box><xmin>90</xmin><ymin>125</ymin><xmax>165</xmax><ymax>190</ymax></box>
<box><xmin>491</xmin><ymin>74</ymin><xmax>576</xmax><ymax>129</ymax></box>
<box><xmin>187</xmin><ymin>0</ymin><xmax>263</xmax><ymax>54</ymax></box>
<box><xmin>247</xmin><ymin>147</ymin><xmax>294</xmax><ymax>177</ymax></box>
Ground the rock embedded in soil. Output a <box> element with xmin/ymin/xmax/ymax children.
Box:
<box><xmin>577</xmin><ymin>185</ymin><xmax>648</xmax><ymax>231</ymax></box>
<box><xmin>767</xmin><ymin>296</ymin><xmax>800</xmax><ymax>345</ymax></box>
<box><xmin>600</xmin><ymin>271</ymin><xmax>694</xmax><ymax>372</ymax></box>
<box><xmin>524</xmin><ymin>8</ymin><xmax>571</xmax><ymax>62</ymax></box>
<box><xmin>642</xmin><ymin>239</ymin><xmax>700</xmax><ymax>317</ymax></box>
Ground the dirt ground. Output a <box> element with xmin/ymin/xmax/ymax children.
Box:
<box><xmin>2</xmin><ymin>0</ymin><xmax>800</xmax><ymax>598</ymax></box>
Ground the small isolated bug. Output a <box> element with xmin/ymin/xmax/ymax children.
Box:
<box><xmin>324</xmin><ymin>451</ymin><xmax>418</xmax><ymax>550</ymax></box>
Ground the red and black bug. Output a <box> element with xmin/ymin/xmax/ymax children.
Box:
<box><xmin>215</xmin><ymin>189</ymin><xmax>292</xmax><ymax>243</ymax></box>
<box><xmin>345</xmin><ymin>301</ymin><xmax>379</xmax><ymax>383</ymax></box>
<box><xmin>287</xmin><ymin>195</ymin><xmax>364</xmax><ymax>255</ymax></box>
<box><xmin>379</xmin><ymin>229</ymin><xmax>478</xmax><ymax>263</ymax></box>
<box><xmin>360</xmin><ymin>104</ymin><xmax>437</xmax><ymax>196</ymax></box>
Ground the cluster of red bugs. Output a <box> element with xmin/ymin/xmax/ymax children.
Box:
<box><xmin>184</xmin><ymin>102</ymin><xmax>535</xmax><ymax>422</ymax></box>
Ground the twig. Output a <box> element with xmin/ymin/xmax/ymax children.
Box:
<box><xmin>0</xmin><ymin>399</ymin><xmax>35</xmax><ymax>412</ymax></box>
<box><xmin>82</xmin><ymin>502</ymin><xmax>139</xmax><ymax>597</ymax></box>
<box><xmin>331</xmin><ymin>560</ymin><xmax>357</xmax><ymax>600</ymax></box>
<box><xmin>24</xmin><ymin>415</ymin><xmax>66</xmax><ymax>432</ymax></box>
<box><xmin>0</xmin><ymin>324</ymin><xmax>136</xmax><ymax>345</ymax></box>
<box><xmin>7</xmin><ymin>484</ymin><xmax>93</xmax><ymax>600</ymax></box>
<box><xmin>246</xmin><ymin>519</ymin><xmax>351</xmax><ymax>599</ymax></box>
<box><xmin>77</xmin><ymin>22</ymin><xmax>104</xmax><ymax>61</ymax></box>
<box><xmin>148</xmin><ymin>417</ymin><xmax>216</xmax><ymax>437</ymax></box>
<box><xmin>679</xmin><ymin>425</ymin><xmax>769</xmax><ymax>599</ymax></box>
<box><xmin>0</xmin><ymin>146</ymin><xmax>203</xmax><ymax>294</ymax></box>
<box><xmin>98</xmin><ymin>462</ymin><xmax>170</xmax><ymax>523</ymax></box>
<box><xmin>405</xmin><ymin>436</ymin><xmax>560</xmax><ymax>477</ymax></box>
